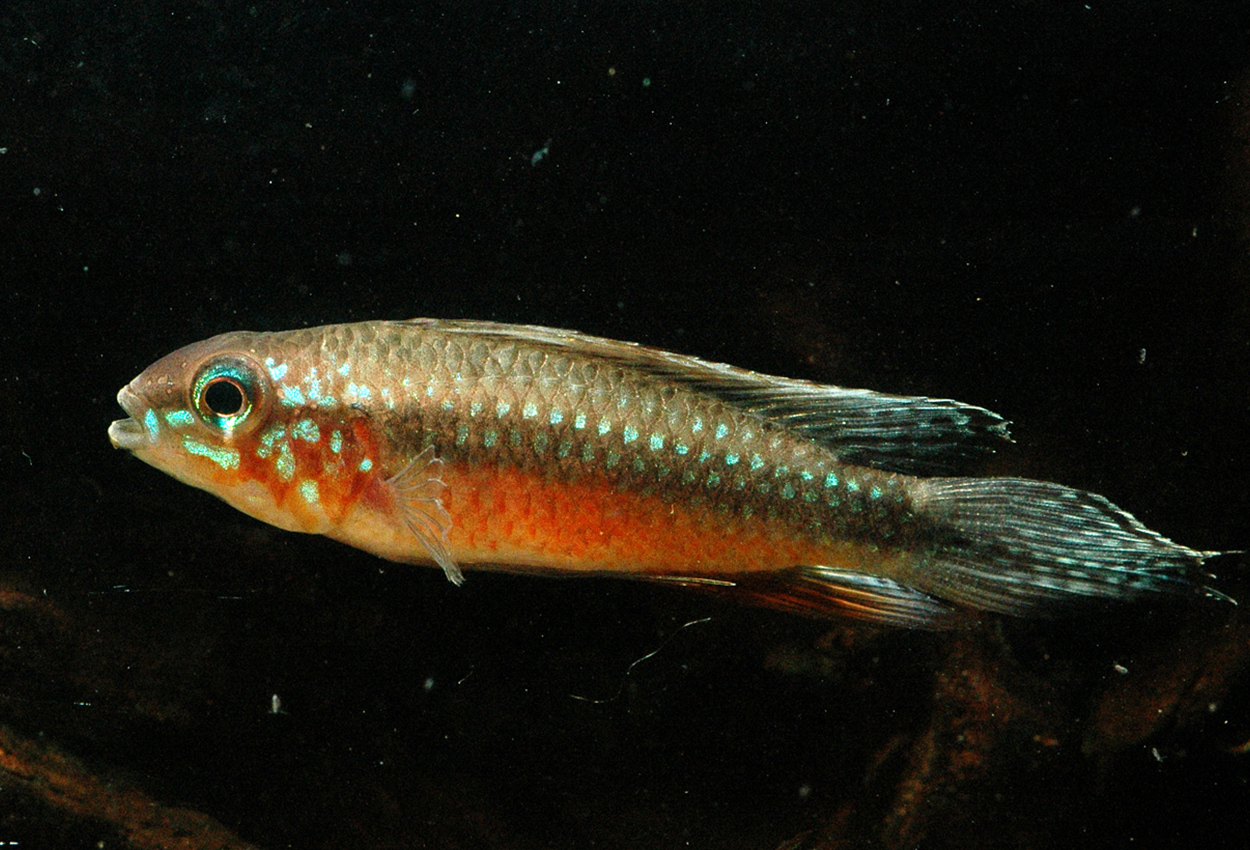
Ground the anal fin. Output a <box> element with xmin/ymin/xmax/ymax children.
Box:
<box><xmin>652</xmin><ymin>568</ymin><xmax>957</xmax><ymax>629</ymax></box>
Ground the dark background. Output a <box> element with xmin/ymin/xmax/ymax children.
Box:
<box><xmin>2</xmin><ymin>2</ymin><xmax>1249</xmax><ymax>848</ymax></box>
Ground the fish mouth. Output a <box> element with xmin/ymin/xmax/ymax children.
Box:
<box><xmin>108</xmin><ymin>385</ymin><xmax>148</xmax><ymax>451</ymax></box>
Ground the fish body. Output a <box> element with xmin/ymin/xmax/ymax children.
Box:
<box><xmin>108</xmin><ymin>319</ymin><xmax>1216</xmax><ymax>627</ymax></box>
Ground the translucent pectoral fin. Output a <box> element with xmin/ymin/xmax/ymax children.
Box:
<box><xmin>388</xmin><ymin>445</ymin><xmax>464</xmax><ymax>585</ymax></box>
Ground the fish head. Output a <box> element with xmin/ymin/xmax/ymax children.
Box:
<box><xmin>108</xmin><ymin>331</ymin><xmax>307</xmax><ymax>530</ymax></box>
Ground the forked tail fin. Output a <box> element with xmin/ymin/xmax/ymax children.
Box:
<box><xmin>907</xmin><ymin>477</ymin><xmax>1226</xmax><ymax>616</ymax></box>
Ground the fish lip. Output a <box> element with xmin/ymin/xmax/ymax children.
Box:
<box><xmin>108</xmin><ymin>384</ymin><xmax>148</xmax><ymax>451</ymax></box>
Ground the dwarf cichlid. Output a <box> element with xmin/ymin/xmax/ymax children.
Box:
<box><xmin>107</xmin><ymin>319</ymin><xmax>1219</xmax><ymax>627</ymax></box>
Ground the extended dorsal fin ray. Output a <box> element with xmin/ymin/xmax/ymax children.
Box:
<box><xmin>406</xmin><ymin>318</ymin><xmax>1012</xmax><ymax>475</ymax></box>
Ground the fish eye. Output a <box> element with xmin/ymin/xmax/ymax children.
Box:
<box><xmin>192</xmin><ymin>359</ymin><xmax>262</xmax><ymax>432</ymax></box>
<box><xmin>204</xmin><ymin>378</ymin><xmax>246</xmax><ymax>417</ymax></box>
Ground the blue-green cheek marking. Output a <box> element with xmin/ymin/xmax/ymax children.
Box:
<box><xmin>276</xmin><ymin>443</ymin><xmax>296</xmax><ymax>481</ymax></box>
<box><xmin>144</xmin><ymin>409</ymin><xmax>160</xmax><ymax>439</ymax></box>
<box><xmin>623</xmin><ymin>425</ymin><xmax>639</xmax><ymax>444</ymax></box>
<box><xmin>359</xmin><ymin>458</ymin><xmax>373</xmax><ymax>472</ymax></box>
<box><xmin>163</xmin><ymin>409</ymin><xmax>194</xmax><ymax>428</ymax></box>
<box><xmin>182</xmin><ymin>436</ymin><xmax>239</xmax><ymax>471</ymax></box>
<box><xmin>292</xmin><ymin>418</ymin><xmax>320</xmax><ymax>442</ymax></box>
<box><xmin>299</xmin><ymin>479</ymin><xmax>320</xmax><ymax>504</ymax></box>
<box><xmin>330</xmin><ymin>430</ymin><xmax>343</xmax><ymax>454</ymax></box>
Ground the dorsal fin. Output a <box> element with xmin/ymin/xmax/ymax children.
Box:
<box><xmin>405</xmin><ymin>318</ymin><xmax>1012</xmax><ymax>475</ymax></box>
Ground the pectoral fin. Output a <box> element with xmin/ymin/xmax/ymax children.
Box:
<box><xmin>388</xmin><ymin>445</ymin><xmax>464</xmax><ymax>585</ymax></box>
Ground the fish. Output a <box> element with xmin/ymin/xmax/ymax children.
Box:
<box><xmin>107</xmin><ymin>319</ymin><xmax>1221</xmax><ymax>628</ymax></box>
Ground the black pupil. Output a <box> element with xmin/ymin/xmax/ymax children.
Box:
<box><xmin>204</xmin><ymin>379</ymin><xmax>245</xmax><ymax>416</ymax></box>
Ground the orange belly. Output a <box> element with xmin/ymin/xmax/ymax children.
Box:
<box><xmin>437</xmin><ymin>462</ymin><xmax>850</xmax><ymax>576</ymax></box>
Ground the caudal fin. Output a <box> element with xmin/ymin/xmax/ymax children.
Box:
<box><xmin>907</xmin><ymin>477</ymin><xmax>1225</xmax><ymax>616</ymax></box>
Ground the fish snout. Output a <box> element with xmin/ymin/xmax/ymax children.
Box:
<box><xmin>108</xmin><ymin>384</ymin><xmax>150</xmax><ymax>451</ymax></box>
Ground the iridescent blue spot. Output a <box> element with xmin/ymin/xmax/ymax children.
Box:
<box><xmin>182</xmin><ymin>436</ymin><xmax>239</xmax><ymax>470</ymax></box>
<box><xmin>800</xmin><ymin>470</ymin><xmax>814</xmax><ymax>481</ymax></box>
<box><xmin>276</xmin><ymin>443</ymin><xmax>296</xmax><ymax>480</ymax></box>
<box><xmin>256</xmin><ymin>426</ymin><xmax>285</xmax><ymax>459</ymax></box>
<box><xmin>557</xmin><ymin>439</ymin><xmax>573</xmax><ymax>459</ymax></box>
<box><xmin>440</xmin><ymin>399</ymin><xmax>454</xmax><ymax>412</ymax></box>
<box><xmin>549</xmin><ymin>409</ymin><xmax>563</xmax><ymax>425</ymax></box>
<box><xmin>846</xmin><ymin>479</ymin><xmax>860</xmax><ymax>493</ymax></box>
<box><xmin>292</xmin><ymin>418</ymin><xmax>320</xmax><ymax>442</ymax></box>
<box><xmin>605</xmin><ymin>449</ymin><xmax>621</xmax><ymax>469</ymax></box>
<box><xmin>456</xmin><ymin>423</ymin><xmax>470</xmax><ymax>447</ymax></box>
<box><xmin>803</xmin><ymin>490</ymin><xmax>818</xmax><ymax>503</ymax></box>
<box><xmin>523</xmin><ymin>402</ymin><xmax>538</xmax><ymax>419</ymax></box>
<box><xmin>870</xmin><ymin>486</ymin><xmax>883</xmax><ymax>500</ymax></box>
<box><xmin>623</xmin><ymin>425</ymin><xmax>639</xmax><ymax>444</ymax></box>
<box><xmin>163</xmin><ymin>409</ymin><xmax>194</xmax><ymax>428</ymax></box>
<box><xmin>533</xmin><ymin>432</ymin><xmax>549</xmax><ymax>454</ymax></box>
<box><xmin>826</xmin><ymin>494</ymin><xmax>841</xmax><ymax>507</ymax></box>
<box><xmin>649</xmin><ymin>433</ymin><xmax>664</xmax><ymax>451</ymax></box>
<box><xmin>308</xmin><ymin>377</ymin><xmax>322</xmax><ymax>401</ymax></box>
<box><xmin>299</xmin><ymin>479</ymin><xmax>320</xmax><ymax>505</ymax></box>
<box><xmin>496</xmin><ymin>401</ymin><xmax>511</xmax><ymax>418</ymax></box>
<box><xmin>484</xmin><ymin>429</ymin><xmax>498</xmax><ymax>448</ymax></box>
<box><xmin>509</xmin><ymin>429</ymin><xmax>523</xmax><ymax>447</ymax></box>
<box><xmin>338</xmin><ymin>362</ymin><xmax>351</xmax><ymax>377</ymax></box>
<box><xmin>330</xmin><ymin>430</ymin><xmax>343</xmax><ymax>454</ymax></box>
<box><xmin>692</xmin><ymin>416</ymin><xmax>704</xmax><ymax>434</ymax></box>
<box><xmin>143</xmin><ymin>408</ymin><xmax>159</xmax><ymax>438</ymax></box>
<box><xmin>715</xmin><ymin>423</ymin><xmax>729</xmax><ymax>439</ymax></box>
<box><xmin>580</xmin><ymin>444</ymin><xmax>595</xmax><ymax>462</ymax></box>
<box><xmin>773</xmin><ymin>464</ymin><xmax>789</xmax><ymax>477</ymax></box>
<box><xmin>574</xmin><ymin>412</ymin><xmax>587</xmax><ymax>430</ymax></box>
<box><xmin>780</xmin><ymin>483</ymin><xmax>796</xmax><ymax>500</ymax></box>
<box><xmin>749</xmin><ymin>453</ymin><xmax>764</xmax><ymax>471</ymax></box>
<box><xmin>280</xmin><ymin>385</ymin><xmax>306</xmax><ymax>406</ymax></box>
<box><xmin>681</xmin><ymin>469</ymin><xmax>697</xmax><ymax>484</ymax></box>
<box><xmin>698</xmin><ymin>449</ymin><xmax>711</xmax><ymax>463</ymax></box>
<box><xmin>756</xmin><ymin>481</ymin><xmax>771</xmax><ymax>494</ymax></box>
<box><xmin>470</xmin><ymin>401</ymin><xmax>483</xmax><ymax>417</ymax></box>
<box><xmin>265</xmin><ymin>358</ymin><xmax>289</xmax><ymax>381</ymax></box>
<box><xmin>359</xmin><ymin>458</ymin><xmax>373</xmax><ymax>472</ymax></box>
<box><xmin>597</xmin><ymin>420</ymin><xmax>611</xmax><ymax>437</ymax></box>
<box><xmin>706</xmin><ymin>473</ymin><xmax>721</xmax><ymax>488</ymax></box>
<box><xmin>824</xmin><ymin>472</ymin><xmax>839</xmax><ymax>488</ymax></box>
<box><xmin>725</xmin><ymin>452</ymin><xmax>739</xmax><ymax>466</ymax></box>
<box><xmin>633</xmin><ymin>457</ymin><xmax>647</xmax><ymax>472</ymax></box>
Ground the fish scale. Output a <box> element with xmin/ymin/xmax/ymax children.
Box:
<box><xmin>107</xmin><ymin>318</ymin><xmax>1223</xmax><ymax>628</ymax></box>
